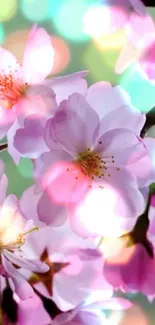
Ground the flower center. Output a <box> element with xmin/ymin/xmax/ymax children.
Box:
<box><xmin>77</xmin><ymin>147</ymin><xmax>116</xmax><ymax>180</ymax></box>
<box><xmin>0</xmin><ymin>72</ymin><xmax>27</xmax><ymax>109</ymax></box>
<box><xmin>0</xmin><ymin>226</ymin><xmax>38</xmax><ymax>252</ymax></box>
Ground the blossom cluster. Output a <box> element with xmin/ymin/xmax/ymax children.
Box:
<box><xmin>0</xmin><ymin>1</ymin><xmax>155</xmax><ymax>324</ymax></box>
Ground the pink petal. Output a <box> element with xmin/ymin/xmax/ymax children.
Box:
<box><xmin>0</xmin><ymin>194</ymin><xmax>19</xmax><ymax>225</ymax></box>
<box><xmin>22</xmin><ymin>25</ymin><xmax>54</xmax><ymax>84</ymax></box>
<box><xmin>103</xmin><ymin>297</ymin><xmax>132</xmax><ymax>310</ymax></box>
<box><xmin>127</xmin><ymin>137</ymin><xmax>155</xmax><ymax>187</ymax></box>
<box><xmin>0</xmin><ymin>47</ymin><xmax>21</xmax><ymax>76</ymax></box>
<box><xmin>42</xmin><ymin>161</ymin><xmax>90</xmax><ymax>205</ymax></box>
<box><xmin>4</xmin><ymin>251</ymin><xmax>49</xmax><ymax>273</ymax></box>
<box><xmin>37</xmin><ymin>190</ymin><xmax>67</xmax><ymax>226</ymax></box>
<box><xmin>7</xmin><ymin>119</ymin><xmax>22</xmax><ymax>164</ymax></box>
<box><xmin>14</xmin><ymin>114</ymin><xmax>49</xmax><ymax>159</ymax></box>
<box><xmin>139</xmin><ymin>39</ymin><xmax>155</xmax><ymax>80</ymax></box>
<box><xmin>95</xmin><ymin>128</ymin><xmax>146</xmax><ymax>165</ymax></box>
<box><xmin>129</xmin><ymin>0</ymin><xmax>146</xmax><ymax>15</ymax></box>
<box><xmin>20</xmin><ymin>185</ymin><xmax>42</xmax><ymax>224</ymax></box>
<box><xmin>148</xmin><ymin>206</ymin><xmax>155</xmax><ymax>235</ymax></box>
<box><xmin>52</xmin><ymin>264</ymin><xmax>97</xmax><ymax>312</ymax></box>
<box><xmin>52</xmin><ymin>109</ymin><xmax>86</xmax><ymax>156</ymax></box>
<box><xmin>22</xmin><ymin>226</ymin><xmax>52</xmax><ymax>258</ymax></box>
<box><xmin>2</xmin><ymin>255</ymin><xmax>34</xmax><ymax>300</ymax></box>
<box><xmin>75</xmin><ymin>309</ymin><xmax>105</xmax><ymax>325</ymax></box>
<box><xmin>87</xmin><ymin>83</ymin><xmax>131</xmax><ymax>120</ymax></box>
<box><xmin>102</xmin><ymin>167</ymin><xmax>145</xmax><ymax>218</ymax></box>
<box><xmin>127</xmin><ymin>13</ymin><xmax>155</xmax><ymax>47</ymax></box>
<box><xmin>44</xmin><ymin>71</ymin><xmax>88</xmax><ymax>105</ymax></box>
<box><xmin>52</xmin><ymin>94</ymin><xmax>99</xmax><ymax>155</ymax></box>
<box><xmin>15</xmin><ymin>84</ymin><xmax>57</xmax><ymax>119</ymax></box>
<box><xmin>98</xmin><ymin>104</ymin><xmax>145</xmax><ymax>136</ymax></box>
<box><xmin>34</xmin><ymin>150</ymin><xmax>73</xmax><ymax>191</ymax></box>
<box><xmin>18</xmin><ymin>294</ymin><xmax>50</xmax><ymax>325</ymax></box>
<box><xmin>120</xmin><ymin>245</ymin><xmax>155</xmax><ymax>295</ymax></box>
<box><xmin>45</xmin><ymin>119</ymin><xmax>70</xmax><ymax>151</ymax></box>
<box><xmin>69</xmin><ymin>168</ymin><xmax>145</xmax><ymax>237</ymax></box>
<box><xmin>0</xmin><ymin>107</ymin><xmax>15</xmax><ymax>140</ymax></box>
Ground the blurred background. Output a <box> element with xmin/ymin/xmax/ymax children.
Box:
<box><xmin>0</xmin><ymin>1</ymin><xmax>155</xmax><ymax>323</ymax></box>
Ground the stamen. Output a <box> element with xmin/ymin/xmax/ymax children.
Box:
<box><xmin>75</xmin><ymin>147</ymin><xmax>120</xmax><ymax>182</ymax></box>
<box><xmin>0</xmin><ymin>226</ymin><xmax>39</xmax><ymax>252</ymax></box>
<box><xmin>21</xmin><ymin>226</ymin><xmax>39</xmax><ymax>236</ymax></box>
<box><xmin>0</xmin><ymin>71</ymin><xmax>25</xmax><ymax>108</ymax></box>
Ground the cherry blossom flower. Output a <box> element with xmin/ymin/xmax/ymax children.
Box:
<box><xmin>0</xmin><ymin>161</ymin><xmax>49</xmax><ymax>300</ymax></box>
<box><xmin>31</xmin><ymin>83</ymin><xmax>155</xmax><ymax>237</ymax></box>
<box><xmin>13</xmin><ymin>71</ymin><xmax>88</xmax><ymax>161</ymax></box>
<box><xmin>17</xmin><ymin>210</ymin><xmax>112</xmax><ymax>312</ymax></box>
<box><xmin>0</xmin><ymin>25</ymin><xmax>54</xmax><ymax>159</ymax></box>
<box><xmin>0</xmin><ymin>24</ymin><xmax>87</xmax><ymax>163</ymax></box>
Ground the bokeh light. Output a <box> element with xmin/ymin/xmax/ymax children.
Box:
<box><xmin>49</xmin><ymin>36</ymin><xmax>70</xmax><ymax>74</ymax></box>
<box><xmin>3</xmin><ymin>30</ymin><xmax>30</xmax><ymax>64</ymax></box>
<box><xmin>105</xmin><ymin>305</ymin><xmax>149</xmax><ymax>325</ymax></box>
<box><xmin>94</xmin><ymin>29</ymin><xmax>126</xmax><ymax>51</ymax></box>
<box><xmin>119</xmin><ymin>304</ymin><xmax>149</xmax><ymax>325</ymax></box>
<box><xmin>120</xmin><ymin>65</ymin><xmax>155</xmax><ymax>113</ymax></box>
<box><xmin>115</xmin><ymin>40</ymin><xmax>143</xmax><ymax>74</ymax></box>
<box><xmin>0</xmin><ymin>24</ymin><xmax>5</xmax><ymax>44</ymax></box>
<box><xmin>52</xmin><ymin>0</ymin><xmax>96</xmax><ymax>42</ymax></box>
<box><xmin>20</xmin><ymin>0</ymin><xmax>49</xmax><ymax>22</ymax></box>
<box><xmin>99</xmin><ymin>235</ymin><xmax>135</xmax><ymax>264</ymax></box>
<box><xmin>83</xmin><ymin>44</ymin><xmax>119</xmax><ymax>84</ymax></box>
<box><xmin>48</xmin><ymin>0</ymin><xmax>63</xmax><ymax>18</ymax></box>
<box><xmin>3</xmin><ymin>30</ymin><xmax>70</xmax><ymax>75</ymax></box>
<box><xmin>83</xmin><ymin>29</ymin><xmax>126</xmax><ymax>75</ymax></box>
<box><xmin>105</xmin><ymin>311</ymin><xmax>123</xmax><ymax>325</ymax></box>
<box><xmin>83</xmin><ymin>4</ymin><xmax>128</xmax><ymax>37</ymax></box>
<box><xmin>0</xmin><ymin>0</ymin><xmax>17</xmax><ymax>22</ymax></box>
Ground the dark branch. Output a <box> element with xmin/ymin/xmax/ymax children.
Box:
<box><xmin>0</xmin><ymin>143</ymin><xmax>7</xmax><ymax>152</ymax></box>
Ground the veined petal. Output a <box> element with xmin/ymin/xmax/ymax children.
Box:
<box><xmin>52</xmin><ymin>94</ymin><xmax>99</xmax><ymax>155</ymax></box>
<box><xmin>98</xmin><ymin>105</ymin><xmax>145</xmax><ymax>136</ymax></box>
<box><xmin>95</xmin><ymin>128</ymin><xmax>146</xmax><ymax>165</ymax></box>
<box><xmin>13</xmin><ymin>114</ymin><xmax>49</xmax><ymax>159</ymax></box>
<box><xmin>87</xmin><ymin>83</ymin><xmax>131</xmax><ymax>120</ymax></box>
